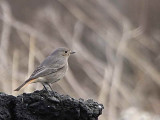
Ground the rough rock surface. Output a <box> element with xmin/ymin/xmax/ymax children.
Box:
<box><xmin>0</xmin><ymin>90</ymin><xmax>104</xmax><ymax>120</ymax></box>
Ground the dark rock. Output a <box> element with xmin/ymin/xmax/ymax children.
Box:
<box><xmin>0</xmin><ymin>90</ymin><xmax>104</xmax><ymax>120</ymax></box>
<box><xmin>0</xmin><ymin>92</ymin><xmax>16</xmax><ymax>120</ymax></box>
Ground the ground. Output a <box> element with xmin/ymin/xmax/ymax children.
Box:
<box><xmin>0</xmin><ymin>90</ymin><xmax>103</xmax><ymax>120</ymax></box>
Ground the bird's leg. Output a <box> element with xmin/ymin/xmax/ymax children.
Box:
<box><xmin>46</xmin><ymin>83</ymin><xmax>53</xmax><ymax>91</ymax></box>
<box><xmin>42</xmin><ymin>83</ymin><xmax>59</xmax><ymax>102</ymax></box>
<box><xmin>41</xmin><ymin>83</ymin><xmax>51</xmax><ymax>95</ymax></box>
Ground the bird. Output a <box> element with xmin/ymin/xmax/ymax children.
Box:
<box><xmin>14</xmin><ymin>47</ymin><xmax>75</xmax><ymax>92</ymax></box>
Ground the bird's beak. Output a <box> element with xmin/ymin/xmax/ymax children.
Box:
<box><xmin>70</xmin><ymin>51</ymin><xmax>76</xmax><ymax>54</ymax></box>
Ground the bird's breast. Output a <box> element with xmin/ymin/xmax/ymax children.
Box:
<box><xmin>43</xmin><ymin>64</ymin><xmax>68</xmax><ymax>83</ymax></box>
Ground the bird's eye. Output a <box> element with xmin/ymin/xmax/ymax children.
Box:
<box><xmin>65</xmin><ymin>51</ymin><xmax>67</xmax><ymax>53</ymax></box>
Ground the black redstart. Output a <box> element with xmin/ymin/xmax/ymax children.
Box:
<box><xmin>14</xmin><ymin>47</ymin><xmax>75</xmax><ymax>92</ymax></box>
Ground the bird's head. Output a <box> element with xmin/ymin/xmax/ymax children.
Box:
<box><xmin>52</xmin><ymin>47</ymin><xmax>75</xmax><ymax>58</ymax></box>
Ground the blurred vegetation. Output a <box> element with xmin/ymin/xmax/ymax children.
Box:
<box><xmin>0</xmin><ymin>0</ymin><xmax>160</xmax><ymax>120</ymax></box>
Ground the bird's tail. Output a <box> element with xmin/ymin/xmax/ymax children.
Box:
<box><xmin>14</xmin><ymin>79</ymin><xmax>35</xmax><ymax>91</ymax></box>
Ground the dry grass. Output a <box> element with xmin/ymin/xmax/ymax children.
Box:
<box><xmin>0</xmin><ymin>0</ymin><xmax>160</xmax><ymax>120</ymax></box>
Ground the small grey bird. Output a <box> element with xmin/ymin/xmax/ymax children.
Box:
<box><xmin>14</xmin><ymin>47</ymin><xmax>75</xmax><ymax>92</ymax></box>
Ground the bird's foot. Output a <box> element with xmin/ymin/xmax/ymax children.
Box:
<box><xmin>42</xmin><ymin>89</ymin><xmax>60</xmax><ymax>102</ymax></box>
<box><xmin>47</xmin><ymin>96</ymin><xmax>60</xmax><ymax>103</ymax></box>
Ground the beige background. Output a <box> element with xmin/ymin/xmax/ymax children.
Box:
<box><xmin>0</xmin><ymin>0</ymin><xmax>160</xmax><ymax>120</ymax></box>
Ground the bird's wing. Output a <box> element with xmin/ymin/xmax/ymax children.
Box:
<box><xmin>28</xmin><ymin>54</ymin><xmax>67</xmax><ymax>80</ymax></box>
<box><xmin>28</xmin><ymin>65</ymin><xmax>65</xmax><ymax>80</ymax></box>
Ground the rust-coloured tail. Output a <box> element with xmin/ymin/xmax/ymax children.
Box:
<box><xmin>14</xmin><ymin>79</ymin><xmax>35</xmax><ymax>91</ymax></box>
